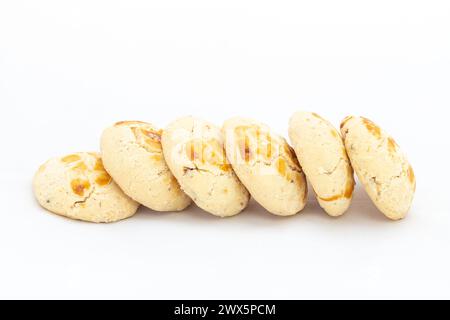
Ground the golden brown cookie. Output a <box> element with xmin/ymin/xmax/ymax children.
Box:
<box><xmin>100</xmin><ymin>121</ymin><xmax>191</xmax><ymax>211</ymax></box>
<box><xmin>162</xmin><ymin>116</ymin><xmax>250</xmax><ymax>217</ymax></box>
<box><xmin>341</xmin><ymin>116</ymin><xmax>416</xmax><ymax>220</ymax></box>
<box><xmin>223</xmin><ymin>117</ymin><xmax>307</xmax><ymax>216</ymax></box>
<box><xmin>289</xmin><ymin>112</ymin><xmax>354</xmax><ymax>216</ymax></box>
<box><xmin>33</xmin><ymin>152</ymin><xmax>139</xmax><ymax>223</ymax></box>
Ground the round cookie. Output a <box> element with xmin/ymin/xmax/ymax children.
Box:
<box><xmin>161</xmin><ymin>116</ymin><xmax>250</xmax><ymax>217</ymax></box>
<box><xmin>100</xmin><ymin>121</ymin><xmax>191</xmax><ymax>212</ymax></box>
<box><xmin>288</xmin><ymin>112</ymin><xmax>355</xmax><ymax>217</ymax></box>
<box><xmin>223</xmin><ymin>117</ymin><xmax>307</xmax><ymax>216</ymax></box>
<box><xmin>340</xmin><ymin>116</ymin><xmax>416</xmax><ymax>220</ymax></box>
<box><xmin>33</xmin><ymin>152</ymin><xmax>139</xmax><ymax>223</ymax></box>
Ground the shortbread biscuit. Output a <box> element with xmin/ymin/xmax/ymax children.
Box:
<box><xmin>289</xmin><ymin>112</ymin><xmax>355</xmax><ymax>217</ymax></box>
<box><xmin>340</xmin><ymin>116</ymin><xmax>416</xmax><ymax>220</ymax></box>
<box><xmin>223</xmin><ymin>117</ymin><xmax>307</xmax><ymax>216</ymax></box>
<box><xmin>100</xmin><ymin>121</ymin><xmax>191</xmax><ymax>211</ymax></box>
<box><xmin>161</xmin><ymin>116</ymin><xmax>250</xmax><ymax>217</ymax></box>
<box><xmin>33</xmin><ymin>152</ymin><xmax>139</xmax><ymax>223</ymax></box>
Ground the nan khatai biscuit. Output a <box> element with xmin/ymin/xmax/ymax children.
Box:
<box><xmin>289</xmin><ymin>112</ymin><xmax>355</xmax><ymax>217</ymax></box>
<box><xmin>223</xmin><ymin>117</ymin><xmax>307</xmax><ymax>216</ymax></box>
<box><xmin>161</xmin><ymin>116</ymin><xmax>250</xmax><ymax>217</ymax></box>
<box><xmin>100</xmin><ymin>121</ymin><xmax>191</xmax><ymax>211</ymax></box>
<box><xmin>33</xmin><ymin>152</ymin><xmax>139</xmax><ymax>223</ymax></box>
<box><xmin>340</xmin><ymin>116</ymin><xmax>416</xmax><ymax>220</ymax></box>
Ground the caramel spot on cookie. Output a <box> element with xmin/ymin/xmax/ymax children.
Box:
<box><xmin>150</xmin><ymin>154</ymin><xmax>163</xmax><ymax>161</ymax></box>
<box><xmin>388</xmin><ymin>137</ymin><xmax>398</xmax><ymax>154</ymax></box>
<box><xmin>132</xmin><ymin>127</ymin><xmax>163</xmax><ymax>152</ymax></box>
<box><xmin>142</xmin><ymin>128</ymin><xmax>162</xmax><ymax>141</ymax></box>
<box><xmin>71</xmin><ymin>179</ymin><xmax>91</xmax><ymax>196</ymax></box>
<box><xmin>94</xmin><ymin>158</ymin><xmax>105</xmax><ymax>171</ymax></box>
<box><xmin>146</xmin><ymin>139</ymin><xmax>162</xmax><ymax>151</ymax></box>
<box><xmin>256</xmin><ymin>134</ymin><xmax>273</xmax><ymax>160</ymax></box>
<box><xmin>238</xmin><ymin>137</ymin><xmax>252</xmax><ymax>163</ymax></box>
<box><xmin>186</xmin><ymin>141</ymin><xmax>196</xmax><ymax>161</ymax></box>
<box><xmin>185</xmin><ymin>140</ymin><xmax>208</xmax><ymax>162</ymax></box>
<box><xmin>61</xmin><ymin>154</ymin><xmax>81</xmax><ymax>163</ymax></box>
<box><xmin>234</xmin><ymin>126</ymin><xmax>254</xmax><ymax>162</ymax></box>
<box><xmin>265</xmin><ymin>138</ymin><xmax>273</xmax><ymax>159</ymax></box>
<box><xmin>92</xmin><ymin>158</ymin><xmax>112</xmax><ymax>186</ymax></box>
<box><xmin>408</xmin><ymin>165</ymin><xmax>416</xmax><ymax>185</ymax></box>
<box><xmin>95</xmin><ymin>172</ymin><xmax>112</xmax><ymax>186</ymax></box>
<box><xmin>207</xmin><ymin>140</ymin><xmax>231</xmax><ymax>172</ymax></box>
<box><xmin>219</xmin><ymin>164</ymin><xmax>232</xmax><ymax>172</ymax></box>
<box><xmin>276</xmin><ymin>158</ymin><xmax>287</xmax><ymax>177</ymax></box>
<box><xmin>319</xmin><ymin>176</ymin><xmax>354</xmax><ymax>202</ymax></box>
<box><xmin>331</xmin><ymin>130</ymin><xmax>338</xmax><ymax>138</ymax></box>
<box><xmin>319</xmin><ymin>194</ymin><xmax>341</xmax><ymax>202</ymax></box>
<box><xmin>344</xmin><ymin>178</ymin><xmax>355</xmax><ymax>199</ymax></box>
<box><xmin>362</xmin><ymin>117</ymin><xmax>381</xmax><ymax>139</ymax></box>
<box><xmin>186</xmin><ymin>139</ymin><xmax>231</xmax><ymax>172</ymax></box>
<box><xmin>142</xmin><ymin>128</ymin><xmax>162</xmax><ymax>150</ymax></box>
<box><xmin>235</xmin><ymin>125</ymin><xmax>276</xmax><ymax>162</ymax></box>
<box><xmin>71</xmin><ymin>161</ymin><xmax>88</xmax><ymax>172</ymax></box>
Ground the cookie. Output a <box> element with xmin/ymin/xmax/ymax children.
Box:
<box><xmin>340</xmin><ymin>116</ymin><xmax>416</xmax><ymax>220</ymax></box>
<box><xmin>161</xmin><ymin>116</ymin><xmax>250</xmax><ymax>217</ymax></box>
<box><xmin>223</xmin><ymin>117</ymin><xmax>307</xmax><ymax>216</ymax></box>
<box><xmin>288</xmin><ymin>112</ymin><xmax>355</xmax><ymax>217</ymax></box>
<box><xmin>33</xmin><ymin>152</ymin><xmax>139</xmax><ymax>223</ymax></box>
<box><xmin>100</xmin><ymin>121</ymin><xmax>191</xmax><ymax>211</ymax></box>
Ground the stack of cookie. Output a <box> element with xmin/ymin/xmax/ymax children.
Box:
<box><xmin>33</xmin><ymin>113</ymin><xmax>415</xmax><ymax>223</ymax></box>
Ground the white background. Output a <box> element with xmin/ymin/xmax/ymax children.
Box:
<box><xmin>1</xmin><ymin>0</ymin><xmax>449</xmax><ymax>299</ymax></box>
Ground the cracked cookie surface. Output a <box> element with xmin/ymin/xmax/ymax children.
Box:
<box><xmin>161</xmin><ymin>116</ymin><xmax>250</xmax><ymax>217</ymax></box>
<box><xmin>289</xmin><ymin>112</ymin><xmax>354</xmax><ymax>217</ymax></box>
<box><xmin>340</xmin><ymin>116</ymin><xmax>416</xmax><ymax>220</ymax></box>
<box><xmin>100</xmin><ymin>121</ymin><xmax>191</xmax><ymax>211</ymax></box>
<box><xmin>33</xmin><ymin>152</ymin><xmax>139</xmax><ymax>223</ymax></box>
<box><xmin>223</xmin><ymin>117</ymin><xmax>307</xmax><ymax>216</ymax></box>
